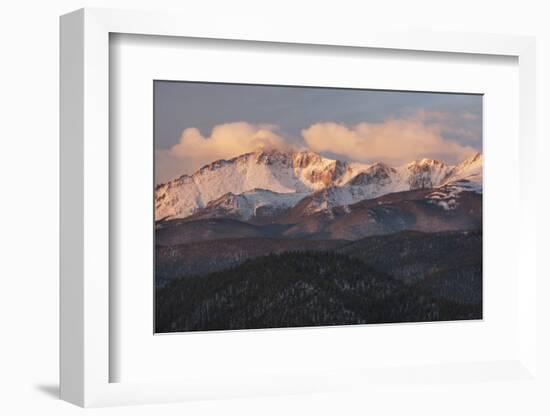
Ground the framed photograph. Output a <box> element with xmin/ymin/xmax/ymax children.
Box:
<box><xmin>153</xmin><ymin>80</ymin><xmax>483</xmax><ymax>333</ymax></box>
<box><xmin>60</xmin><ymin>8</ymin><xmax>540</xmax><ymax>408</ymax></box>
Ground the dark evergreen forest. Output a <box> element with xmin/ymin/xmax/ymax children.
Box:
<box><xmin>156</xmin><ymin>248</ymin><xmax>482</xmax><ymax>333</ymax></box>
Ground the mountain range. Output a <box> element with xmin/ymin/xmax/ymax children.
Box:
<box><xmin>155</xmin><ymin>149</ymin><xmax>482</xmax><ymax>222</ymax></box>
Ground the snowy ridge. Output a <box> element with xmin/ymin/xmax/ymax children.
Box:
<box><xmin>292</xmin><ymin>157</ymin><xmax>477</xmax><ymax>215</ymax></box>
<box><xmin>296</xmin><ymin>163</ymin><xmax>401</xmax><ymax>215</ymax></box>
<box><xmin>444</xmin><ymin>152</ymin><xmax>482</xmax><ymax>186</ymax></box>
<box><xmin>156</xmin><ymin>149</ymin><xmax>482</xmax><ymax>220</ymax></box>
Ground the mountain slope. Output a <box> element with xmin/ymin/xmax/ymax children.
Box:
<box><xmin>282</xmin><ymin>188</ymin><xmax>482</xmax><ymax>240</ymax></box>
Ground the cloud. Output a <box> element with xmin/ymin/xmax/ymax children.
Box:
<box><xmin>155</xmin><ymin>122</ymin><xmax>290</xmax><ymax>183</ymax></box>
<box><xmin>156</xmin><ymin>112</ymin><xmax>481</xmax><ymax>183</ymax></box>
<box><xmin>171</xmin><ymin>122</ymin><xmax>289</xmax><ymax>160</ymax></box>
<box><xmin>411</xmin><ymin>109</ymin><xmax>482</xmax><ymax>142</ymax></box>
<box><xmin>302</xmin><ymin>113</ymin><xmax>479</xmax><ymax>166</ymax></box>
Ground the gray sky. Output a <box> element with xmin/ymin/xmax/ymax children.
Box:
<box><xmin>154</xmin><ymin>81</ymin><xmax>482</xmax><ymax>183</ymax></box>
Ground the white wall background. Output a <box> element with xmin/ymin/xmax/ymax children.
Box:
<box><xmin>0</xmin><ymin>1</ymin><xmax>548</xmax><ymax>414</ymax></box>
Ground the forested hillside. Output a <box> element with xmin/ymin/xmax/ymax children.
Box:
<box><xmin>156</xmin><ymin>251</ymin><xmax>481</xmax><ymax>332</ymax></box>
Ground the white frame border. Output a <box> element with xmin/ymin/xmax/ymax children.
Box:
<box><xmin>60</xmin><ymin>7</ymin><xmax>537</xmax><ymax>407</ymax></box>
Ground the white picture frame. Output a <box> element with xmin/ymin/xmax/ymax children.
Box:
<box><xmin>60</xmin><ymin>7</ymin><xmax>539</xmax><ymax>408</ymax></box>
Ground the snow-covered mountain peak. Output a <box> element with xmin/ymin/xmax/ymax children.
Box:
<box><xmin>402</xmin><ymin>158</ymin><xmax>452</xmax><ymax>190</ymax></box>
<box><xmin>250</xmin><ymin>148</ymin><xmax>343</xmax><ymax>173</ymax></box>
<box><xmin>252</xmin><ymin>149</ymin><xmax>293</xmax><ymax>167</ymax></box>
<box><xmin>292</xmin><ymin>150</ymin><xmax>327</xmax><ymax>167</ymax></box>
<box><xmin>444</xmin><ymin>152</ymin><xmax>482</xmax><ymax>185</ymax></box>
<box><xmin>463</xmin><ymin>152</ymin><xmax>482</xmax><ymax>164</ymax></box>
<box><xmin>455</xmin><ymin>152</ymin><xmax>482</xmax><ymax>170</ymax></box>
<box><xmin>418</xmin><ymin>157</ymin><xmax>449</xmax><ymax>166</ymax></box>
